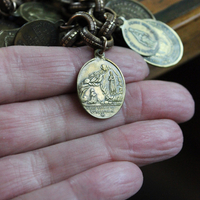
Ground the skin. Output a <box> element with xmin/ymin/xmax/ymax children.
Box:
<box><xmin>0</xmin><ymin>46</ymin><xmax>194</xmax><ymax>200</ymax></box>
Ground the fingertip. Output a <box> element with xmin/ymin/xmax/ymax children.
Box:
<box><xmin>68</xmin><ymin>161</ymin><xmax>143</xmax><ymax>200</ymax></box>
<box><xmin>91</xmin><ymin>162</ymin><xmax>144</xmax><ymax>199</ymax></box>
<box><xmin>164</xmin><ymin>82</ymin><xmax>195</xmax><ymax>123</ymax></box>
<box><xmin>176</xmin><ymin>83</ymin><xmax>195</xmax><ymax>123</ymax></box>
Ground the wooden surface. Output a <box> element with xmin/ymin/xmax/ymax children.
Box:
<box><xmin>135</xmin><ymin>0</ymin><xmax>200</xmax><ymax>79</ymax></box>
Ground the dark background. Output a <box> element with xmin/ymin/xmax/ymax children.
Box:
<box><xmin>129</xmin><ymin>55</ymin><xmax>200</xmax><ymax>200</ymax></box>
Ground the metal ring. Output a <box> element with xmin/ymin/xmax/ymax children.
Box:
<box><xmin>99</xmin><ymin>36</ymin><xmax>107</xmax><ymax>54</ymax></box>
<box><xmin>98</xmin><ymin>12</ymin><xmax>117</xmax><ymax>38</ymax></box>
<box><xmin>80</xmin><ymin>26</ymin><xmax>114</xmax><ymax>50</ymax></box>
<box><xmin>66</xmin><ymin>11</ymin><xmax>97</xmax><ymax>35</ymax></box>
<box><xmin>61</xmin><ymin>26</ymin><xmax>81</xmax><ymax>47</ymax></box>
<box><xmin>95</xmin><ymin>0</ymin><xmax>105</xmax><ymax>20</ymax></box>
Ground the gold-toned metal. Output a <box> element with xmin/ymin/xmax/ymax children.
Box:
<box><xmin>144</xmin><ymin>19</ymin><xmax>184</xmax><ymax>67</ymax></box>
<box><xmin>120</xmin><ymin>18</ymin><xmax>159</xmax><ymax>56</ymax></box>
<box><xmin>77</xmin><ymin>49</ymin><xmax>126</xmax><ymax>119</ymax></box>
<box><xmin>105</xmin><ymin>0</ymin><xmax>155</xmax><ymax>20</ymax></box>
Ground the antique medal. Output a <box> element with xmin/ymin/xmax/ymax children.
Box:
<box><xmin>0</xmin><ymin>0</ymin><xmax>185</xmax><ymax>118</ymax></box>
<box><xmin>120</xmin><ymin>18</ymin><xmax>159</xmax><ymax>56</ymax></box>
<box><xmin>13</xmin><ymin>2</ymin><xmax>62</xmax><ymax>22</ymax></box>
<box><xmin>77</xmin><ymin>50</ymin><xmax>126</xmax><ymax>119</ymax></box>
<box><xmin>105</xmin><ymin>0</ymin><xmax>155</xmax><ymax>20</ymax></box>
<box><xmin>14</xmin><ymin>20</ymin><xmax>61</xmax><ymax>46</ymax></box>
<box><xmin>0</xmin><ymin>29</ymin><xmax>19</xmax><ymax>47</ymax></box>
<box><xmin>143</xmin><ymin>19</ymin><xmax>184</xmax><ymax>67</ymax></box>
<box><xmin>0</xmin><ymin>19</ymin><xmax>19</xmax><ymax>47</ymax></box>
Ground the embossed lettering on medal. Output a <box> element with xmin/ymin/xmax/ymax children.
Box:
<box><xmin>77</xmin><ymin>50</ymin><xmax>126</xmax><ymax>119</ymax></box>
<box><xmin>143</xmin><ymin>19</ymin><xmax>184</xmax><ymax>67</ymax></box>
<box><xmin>105</xmin><ymin>0</ymin><xmax>155</xmax><ymax>20</ymax></box>
<box><xmin>120</xmin><ymin>18</ymin><xmax>159</xmax><ymax>56</ymax></box>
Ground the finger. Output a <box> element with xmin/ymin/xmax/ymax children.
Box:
<box><xmin>0</xmin><ymin>119</ymin><xmax>182</xmax><ymax>199</ymax></box>
<box><xmin>0</xmin><ymin>80</ymin><xmax>194</xmax><ymax>156</ymax></box>
<box><xmin>0</xmin><ymin>46</ymin><xmax>148</xmax><ymax>103</ymax></box>
<box><xmin>11</xmin><ymin>162</ymin><xmax>143</xmax><ymax>200</ymax></box>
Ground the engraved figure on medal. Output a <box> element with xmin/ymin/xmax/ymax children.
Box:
<box><xmin>120</xmin><ymin>18</ymin><xmax>159</xmax><ymax>56</ymax></box>
<box><xmin>143</xmin><ymin>19</ymin><xmax>184</xmax><ymax>67</ymax></box>
<box><xmin>77</xmin><ymin>50</ymin><xmax>126</xmax><ymax>119</ymax></box>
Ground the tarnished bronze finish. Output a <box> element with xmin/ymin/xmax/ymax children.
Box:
<box><xmin>77</xmin><ymin>49</ymin><xmax>125</xmax><ymax>119</ymax></box>
<box><xmin>105</xmin><ymin>0</ymin><xmax>155</xmax><ymax>20</ymax></box>
<box><xmin>69</xmin><ymin>1</ymin><xmax>95</xmax><ymax>13</ymax></box>
<box><xmin>66</xmin><ymin>11</ymin><xmax>97</xmax><ymax>34</ymax></box>
<box><xmin>144</xmin><ymin>19</ymin><xmax>184</xmax><ymax>67</ymax></box>
<box><xmin>13</xmin><ymin>2</ymin><xmax>62</xmax><ymax>22</ymax></box>
<box><xmin>88</xmin><ymin>7</ymin><xmax>103</xmax><ymax>28</ymax></box>
<box><xmin>14</xmin><ymin>20</ymin><xmax>60</xmax><ymax>46</ymax></box>
<box><xmin>94</xmin><ymin>0</ymin><xmax>105</xmax><ymax>19</ymax></box>
<box><xmin>80</xmin><ymin>26</ymin><xmax>114</xmax><ymax>49</ymax></box>
<box><xmin>61</xmin><ymin>26</ymin><xmax>81</xmax><ymax>47</ymax></box>
<box><xmin>120</xmin><ymin>18</ymin><xmax>159</xmax><ymax>56</ymax></box>
<box><xmin>98</xmin><ymin>12</ymin><xmax>117</xmax><ymax>38</ymax></box>
<box><xmin>0</xmin><ymin>28</ymin><xmax>19</xmax><ymax>47</ymax></box>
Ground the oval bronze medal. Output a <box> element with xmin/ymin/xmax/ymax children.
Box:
<box><xmin>120</xmin><ymin>18</ymin><xmax>159</xmax><ymax>56</ymax></box>
<box><xmin>77</xmin><ymin>50</ymin><xmax>126</xmax><ymax>119</ymax></box>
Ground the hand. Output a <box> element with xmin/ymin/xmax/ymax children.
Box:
<box><xmin>0</xmin><ymin>46</ymin><xmax>194</xmax><ymax>200</ymax></box>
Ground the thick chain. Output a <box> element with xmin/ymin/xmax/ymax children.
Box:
<box><xmin>60</xmin><ymin>0</ymin><xmax>118</xmax><ymax>49</ymax></box>
<box><xmin>0</xmin><ymin>0</ymin><xmax>119</xmax><ymax>50</ymax></box>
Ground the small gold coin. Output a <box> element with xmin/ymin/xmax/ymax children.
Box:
<box><xmin>120</xmin><ymin>18</ymin><xmax>159</xmax><ymax>56</ymax></box>
<box><xmin>77</xmin><ymin>50</ymin><xmax>126</xmax><ymax>119</ymax></box>
<box><xmin>143</xmin><ymin>19</ymin><xmax>184</xmax><ymax>67</ymax></box>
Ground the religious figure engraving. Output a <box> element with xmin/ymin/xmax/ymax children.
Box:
<box><xmin>108</xmin><ymin>71</ymin><xmax>116</xmax><ymax>95</ymax></box>
<box><xmin>128</xmin><ymin>27</ymin><xmax>156</xmax><ymax>48</ymax></box>
<box><xmin>88</xmin><ymin>88</ymin><xmax>98</xmax><ymax>104</ymax></box>
<box><xmin>77</xmin><ymin>58</ymin><xmax>126</xmax><ymax>119</ymax></box>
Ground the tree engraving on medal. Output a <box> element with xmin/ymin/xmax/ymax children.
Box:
<box><xmin>77</xmin><ymin>56</ymin><xmax>125</xmax><ymax>119</ymax></box>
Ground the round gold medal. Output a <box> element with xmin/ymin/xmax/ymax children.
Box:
<box><xmin>77</xmin><ymin>50</ymin><xmax>126</xmax><ymax>119</ymax></box>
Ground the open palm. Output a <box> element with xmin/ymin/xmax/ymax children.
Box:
<box><xmin>0</xmin><ymin>46</ymin><xmax>194</xmax><ymax>200</ymax></box>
